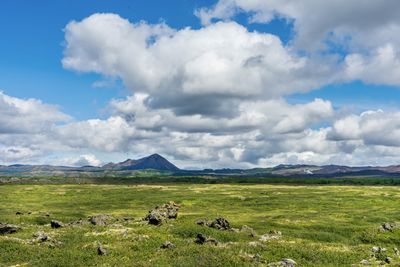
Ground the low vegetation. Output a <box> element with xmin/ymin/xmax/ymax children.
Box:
<box><xmin>1</xmin><ymin>184</ymin><xmax>400</xmax><ymax>266</ymax></box>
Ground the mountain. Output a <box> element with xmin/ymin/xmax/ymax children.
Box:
<box><xmin>102</xmin><ymin>154</ymin><xmax>179</xmax><ymax>171</ymax></box>
<box><xmin>3</xmin><ymin>154</ymin><xmax>400</xmax><ymax>178</ymax></box>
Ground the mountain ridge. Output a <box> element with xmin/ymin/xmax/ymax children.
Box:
<box><xmin>2</xmin><ymin>154</ymin><xmax>400</xmax><ymax>177</ymax></box>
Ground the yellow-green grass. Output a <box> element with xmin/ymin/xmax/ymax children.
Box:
<box><xmin>1</xmin><ymin>184</ymin><xmax>400</xmax><ymax>266</ymax></box>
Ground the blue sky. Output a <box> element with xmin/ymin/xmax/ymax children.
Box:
<box><xmin>0</xmin><ymin>0</ymin><xmax>295</xmax><ymax>120</ymax></box>
<box><xmin>1</xmin><ymin>0</ymin><xmax>400</xmax><ymax>168</ymax></box>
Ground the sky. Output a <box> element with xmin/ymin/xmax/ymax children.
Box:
<box><xmin>1</xmin><ymin>0</ymin><xmax>400</xmax><ymax>169</ymax></box>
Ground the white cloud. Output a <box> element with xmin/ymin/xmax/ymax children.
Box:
<box><xmin>195</xmin><ymin>0</ymin><xmax>400</xmax><ymax>87</ymax></box>
<box><xmin>0</xmin><ymin>91</ymin><xmax>70</xmax><ymax>134</ymax></box>
<box><xmin>59</xmin><ymin>154</ymin><xmax>102</xmax><ymax>167</ymax></box>
<box><xmin>328</xmin><ymin>109</ymin><xmax>400</xmax><ymax>147</ymax></box>
<box><xmin>63</xmin><ymin>13</ymin><xmax>337</xmax><ymax>117</ymax></box>
<box><xmin>3</xmin><ymin>6</ymin><xmax>400</xmax><ymax>168</ymax></box>
<box><xmin>195</xmin><ymin>0</ymin><xmax>400</xmax><ymax>50</ymax></box>
<box><xmin>345</xmin><ymin>44</ymin><xmax>400</xmax><ymax>85</ymax></box>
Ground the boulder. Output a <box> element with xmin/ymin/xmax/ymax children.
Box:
<box><xmin>144</xmin><ymin>201</ymin><xmax>180</xmax><ymax>225</ymax></box>
<box><xmin>0</xmin><ymin>223</ymin><xmax>21</xmax><ymax>235</ymax></box>
<box><xmin>97</xmin><ymin>243</ymin><xmax>108</xmax><ymax>256</ymax></box>
<box><xmin>379</xmin><ymin>222</ymin><xmax>399</xmax><ymax>232</ymax></box>
<box><xmin>50</xmin><ymin>220</ymin><xmax>64</xmax><ymax>229</ymax></box>
<box><xmin>208</xmin><ymin>217</ymin><xmax>231</xmax><ymax>230</ymax></box>
<box><xmin>194</xmin><ymin>233</ymin><xmax>218</xmax><ymax>245</ymax></box>
<box><xmin>33</xmin><ymin>231</ymin><xmax>49</xmax><ymax>243</ymax></box>
<box><xmin>160</xmin><ymin>241</ymin><xmax>175</xmax><ymax>249</ymax></box>
<box><xmin>145</xmin><ymin>211</ymin><xmax>165</xmax><ymax>225</ymax></box>
<box><xmin>89</xmin><ymin>215</ymin><xmax>114</xmax><ymax>226</ymax></box>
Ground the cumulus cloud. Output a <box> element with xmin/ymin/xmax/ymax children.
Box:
<box><xmin>0</xmin><ymin>145</ymin><xmax>43</xmax><ymax>164</ymax></box>
<box><xmin>63</xmin><ymin>13</ymin><xmax>337</xmax><ymax>117</ymax></box>
<box><xmin>0</xmin><ymin>91</ymin><xmax>70</xmax><ymax>134</ymax></box>
<box><xmin>345</xmin><ymin>44</ymin><xmax>400</xmax><ymax>85</ymax></box>
<box><xmin>195</xmin><ymin>0</ymin><xmax>400</xmax><ymax>50</ymax></box>
<box><xmin>3</xmin><ymin>5</ymin><xmax>400</xmax><ymax>168</ymax></box>
<box><xmin>60</xmin><ymin>154</ymin><xmax>102</xmax><ymax>167</ymax></box>
<box><xmin>328</xmin><ymin>110</ymin><xmax>400</xmax><ymax>147</ymax></box>
<box><xmin>195</xmin><ymin>0</ymin><xmax>400</xmax><ymax>87</ymax></box>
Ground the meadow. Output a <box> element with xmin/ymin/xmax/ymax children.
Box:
<box><xmin>1</xmin><ymin>183</ymin><xmax>400</xmax><ymax>266</ymax></box>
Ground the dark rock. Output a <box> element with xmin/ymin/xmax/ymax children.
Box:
<box><xmin>195</xmin><ymin>233</ymin><xmax>218</xmax><ymax>245</ymax></box>
<box><xmin>144</xmin><ymin>201</ymin><xmax>180</xmax><ymax>225</ymax></box>
<box><xmin>160</xmin><ymin>241</ymin><xmax>175</xmax><ymax>249</ymax></box>
<box><xmin>195</xmin><ymin>233</ymin><xmax>207</xmax><ymax>244</ymax></box>
<box><xmin>379</xmin><ymin>222</ymin><xmax>399</xmax><ymax>232</ymax></box>
<box><xmin>33</xmin><ymin>231</ymin><xmax>49</xmax><ymax>242</ymax></box>
<box><xmin>89</xmin><ymin>215</ymin><xmax>114</xmax><ymax>226</ymax></box>
<box><xmin>0</xmin><ymin>224</ymin><xmax>21</xmax><ymax>235</ymax></box>
<box><xmin>50</xmin><ymin>220</ymin><xmax>64</xmax><ymax>229</ymax></box>
<box><xmin>145</xmin><ymin>211</ymin><xmax>164</xmax><ymax>225</ymax></box>
<box><xmin>97</xmin><ymin>243</ymin><xmax>108</xmax><ymax>256</ymax></box>
<box><xmin>208</xmin><ymin>217</ymin><xmax>231</xmax><ymax>230</ymax></box>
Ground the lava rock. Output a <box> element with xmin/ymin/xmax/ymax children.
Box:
<box><xmin>160</xmin><ymin>241</ymin><xmax>175</xmax><ymax>249</ymax></box>
<box><xmin>50</xmin><ymin>220</ymin><xmax>64</xmax><ymax>229</ymax></box>
<box><xmin>194</xmin><ymin>233</ymin><xmax>218</xmax><ymax>245</ymax></box>
<box><xmin>144</xmin><ymin>201</ymin><xmax>180</xmax><ymax>225</ymax></box>
<box><xmin>97</xmin><ymin>243</ymin><xmax>108</xmax><ymax>256</ymax></box>
<box><xmin>33</xmin><ymin>231</ymin><xmax>49</xmax><ymax>243</ymax></box>
<box><xmin>0</xmin><ymin>224</ymin><xmax>21</xmax><ymax>235</ymax></box>
<box><xmin>89</xmin><ymin>215</ymin><xmax>114</xmax><ymax>226</ymax></box>
<box><xmin>208</xmin><ymin>217</ymin><xmax>231</xmax><ymax>230</ymax></box>
<box><xmin>379</xmin><ymin>222</ymin><xmax>399</xmax><ymax>232</ymax></box>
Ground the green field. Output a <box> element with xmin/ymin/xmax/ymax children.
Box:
<box><xmin>1</xmin><ymin>184</ymin><xmax>400</xmax><ymax>266</ymax></box>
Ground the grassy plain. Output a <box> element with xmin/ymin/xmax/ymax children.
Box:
<box><xmin>1</xmin><ymin>184</ymin><xmax>400</xmax><ymax>266</ymax></box>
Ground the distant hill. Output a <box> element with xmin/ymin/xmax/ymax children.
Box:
<box><xmin>2</xmin><ymin>154</ymin><xmax>400</xmax><ymax>178</ymax></box>
<box><xmin>102</xmin><ymin>154</ymin><xmax>179</xmax><ymax>171</ymax></box>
